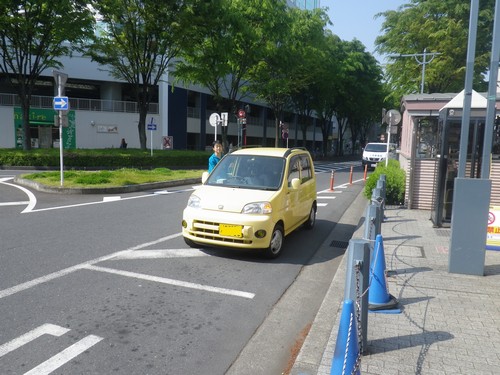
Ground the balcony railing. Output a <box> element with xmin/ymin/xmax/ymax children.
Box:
<box><xmin>0</xmin><ymin>93</ymin><xmax>159</xmax><ymax>114</ymax></box>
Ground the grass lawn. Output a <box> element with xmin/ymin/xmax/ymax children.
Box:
<box><xmin>20</xmin><ymin>168</ymin><xmax>204</xmax><ymax>188</ymax></box>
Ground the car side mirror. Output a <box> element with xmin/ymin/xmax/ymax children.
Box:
<box><xmin>290</xmin><ymin>178</ymin><xmax>301</xmax><ymax>190</ymax></box>
<box><xmin>201</xmin><ymin>171</ymin><xmax>209</xmax><ymax>184</ymax></box>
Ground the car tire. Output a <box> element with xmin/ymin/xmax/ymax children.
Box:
<box><xmin>303</xmin><ymin>203</ymin><xmax>316</xmax><ymax>230</ymax></box>
<box><xmin>184</xmin><ymin>237</ymin><xmax>197</xmax><ymax>248</ymax></box>
<box><xmin>263</xmin><ymin>224</ymin><xmax>284</xmax><ymax>259</ymax></box>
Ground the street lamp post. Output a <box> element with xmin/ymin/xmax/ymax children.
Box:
<box><xmin>389</xmin><ymin>48</ymin><xmax>442</xmax><ymax>93</ymax></box>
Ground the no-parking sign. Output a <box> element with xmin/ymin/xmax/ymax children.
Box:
<box><xmin>486</xmin><ymin>206</ymin><xmax>500</xmax><ymax>251</ymax></box>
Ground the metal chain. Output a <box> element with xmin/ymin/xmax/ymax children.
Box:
<box><xmin>354</xmin><ymin>262</ymin><xmax>363</xmax><ymax>353</ymax></box>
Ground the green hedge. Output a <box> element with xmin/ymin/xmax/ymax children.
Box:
<box><xmin>0</xmin><ymin>148</ymin><xmax>211</xmax><ymax>169</ymax></box>
<box><xmin>364</xmin><ymin>159</ymin><xmax>406</xmax><ymax>205</ymax></box>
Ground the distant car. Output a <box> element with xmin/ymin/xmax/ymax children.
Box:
<box><xmin>181</xmin><ymin>147</ymin><xmax>317</xmax><ymax>258</ymax></box>
<box><xmin>362</xmin><ymin>142</ymin><xmax>397</xmax><ymax>169</ymax></box>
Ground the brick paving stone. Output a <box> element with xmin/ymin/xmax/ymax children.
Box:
<box><xmin>293</xmin><ymin>206</ymin><xmax>500</xmax><ymax>375</ymax></box>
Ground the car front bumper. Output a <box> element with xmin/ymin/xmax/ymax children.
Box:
<box><xmin>182</xmin><ymin>208</ymin><xmax>275</xmax><ymax>249</ymax></box>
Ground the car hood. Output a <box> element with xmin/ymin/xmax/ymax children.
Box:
<box><xmin>194</xmin><ymin>185</ymin><xmax>277</xmax><ymax>213</ymax></box>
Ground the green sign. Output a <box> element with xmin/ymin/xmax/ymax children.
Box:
<box><xmin>14</xmin><ymin>107</ymin><xmax>76</xmax><ymax>149</ymax></box>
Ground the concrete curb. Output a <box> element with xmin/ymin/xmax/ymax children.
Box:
<box><xmin>13</xmin><ymin>176</ymin><xmax>202</xmax><ymax>194</ymax></box>
<box><xmin>290</xmin><ymin>190</ymin><xmax>368</xmax><ymax>375</ymax></box>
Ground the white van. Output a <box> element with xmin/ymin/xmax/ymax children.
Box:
<box><xmin>362</xmin><ymin>142</ymin><xmax>397</xmax><ymax>169</ymax></box>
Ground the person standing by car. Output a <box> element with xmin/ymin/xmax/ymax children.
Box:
<box><xmin>208</xmin><ymin>140</ymin><xmax>223</xmax><ymax>173</ymax></box>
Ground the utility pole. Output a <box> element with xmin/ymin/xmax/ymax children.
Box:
<box><xmin>389</xmin><ymin>49</ymin><xmax>442</xmax><ymax>93</ymax></box>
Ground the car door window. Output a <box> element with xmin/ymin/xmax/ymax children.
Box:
<box><xmin>287</xmin><ymin>156</ymin><xmax>301</xmax><ymax>186</ymax></box>
<box><xmin>300</xmin><ymin>155</ymin><xmax>312</xmax><ymax>183</ymax></box>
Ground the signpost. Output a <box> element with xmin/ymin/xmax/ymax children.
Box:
<box><xmin>148</xmin><ymin>117</ymin><xmax>157</xmax><ymax>156</ymax></box>
<box><xmin>383</xmin><ymin>109</ymin><xmax>401</xmax><ymax>166</ymax></box>
<box><xmin>209</xmin><ymin>113</ymin><xmax>221</xmax><ymax>142</ymax></box>
<box><xmin>53</xmin><ymin>71</ymin><xmax>68</xmax><ymax>186</ymax></box>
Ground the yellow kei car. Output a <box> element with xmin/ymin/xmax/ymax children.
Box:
<box><xmin>182</xmin><ymin>147</ymin><xmax>317</xmax><ymax>258</ymax></box>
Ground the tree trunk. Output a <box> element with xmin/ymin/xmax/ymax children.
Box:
<box><xmin>22</xmin><ymin>100</ymin><xmax>32</xmax><ymax>151</ymax></box>
<box><xmin>138</xmin><ymin>106</ymin><xmax>148</xmax><ymax>150</ymax></box>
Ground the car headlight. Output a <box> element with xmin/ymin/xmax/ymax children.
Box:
<box><xmin>242</xmin><ymin>202</ymin><xmax>272</xmax><ymax>214</ymax></box>
<box><xmin>187</xmin><ymin>194</ymin><xmax>201</xmax><ymax>208</ymax></box>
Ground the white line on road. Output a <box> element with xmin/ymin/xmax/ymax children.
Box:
<box><xmin>84</xmin><ymin>265</ymin><xmax>255</xmax><ymax>299</ymax></box>
<box><xmin>0</xmin><ymin>201</ymin><xmax>30</xmax><ymax>206</ymax></box>
<box><xmin>24</xmin><ymin>335</ymin><xmax>103</xmax><ymax>375</ymax></box>
<box><xmin>0</xmin><ymin>324</ymin><xmax>69</xmax><ymax>358</ymax></box>
<box><xmin>0</xmin><ymin>232</ymin><xmax>250</xmax><ymax>301</ymax></box>
<box><xmin>0</xmin><ymin>250</ymin><xmax>133</xmax><ymax>300</ymax></box>
<box><xmin>0</xmin><ymin>177</ymin><xmax>37</xmax><ymax>213</ymax></box>
<box><xmin>26</xmin><ymin>187</ymin><xmax>195</xmax><ymax>213</ymax></box>
<box><xmin>114</xmin><ymin>248</ymin><xmax>209</xmax><ymax>259</ymax></box>
<box><xmin>317</xmin><ymin>196</ymin><xmax>337</xmax><ymax>199</ymax></box>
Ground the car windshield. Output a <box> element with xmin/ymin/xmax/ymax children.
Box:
<box><xmin>365</xmin><ymin>143</ymin><xmax>390</xmax><ymax>152</ymax></box>
<box><xmin>206</xmin><ymin>154</ymin><xmax>285</xmax><ymax>190</ymax></box>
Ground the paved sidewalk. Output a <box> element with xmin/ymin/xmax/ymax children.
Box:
<box><xmin>292</xmin><ymin>205</ymin><xmax>500</xmax><ymax>375</ymax></box>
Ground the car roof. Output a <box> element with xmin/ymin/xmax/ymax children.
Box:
<box><xmin>230</xmin><ymin>147</ymin><xmax>310</xmax><ymax>158</ymax></box>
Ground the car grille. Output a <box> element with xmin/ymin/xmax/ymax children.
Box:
<box><xmin>189</xmin><ymin>220</ymin><xmax>251</xmax><ymax>245</ymax></box>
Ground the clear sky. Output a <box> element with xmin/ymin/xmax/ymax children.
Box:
<box><xmin>325</xmin><ymin>0</ymin><xmax>406</xmax><ymax>61</ymax></box>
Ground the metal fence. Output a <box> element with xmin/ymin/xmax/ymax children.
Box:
<box><xmin>0</xmin><ymin>93</ymin><xmax>159</xmax><ymax>114</ymax></box>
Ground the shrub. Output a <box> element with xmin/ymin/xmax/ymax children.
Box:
<box><xmin>0</xmin><ymin>148</ymin><xmax>210</xmax><ymax>169</ymax></box>
<box><xmin>364</xmin><ymin>159</ymin><xmax>406</xmax><ymax>205</ymax></box>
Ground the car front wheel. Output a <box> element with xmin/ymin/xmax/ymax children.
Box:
<box><xmin>263</xmin><ymin>224</ymin><xmax>284</xmax><ymax>259</ymax></box>
<box><xmin>184</xmin><ymin>236</ymin><xmax>197</xmax><ymax>248</ymax></box>
<box><xmin>303</xmin><ymin>204</ymin><xmax>316</xmax><ymax>230</ymax></box>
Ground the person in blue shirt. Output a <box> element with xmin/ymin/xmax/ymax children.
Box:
<box><xmin>208</xmin><ymin>140</ymin><xmax>223</xmax><ymax>173</ymax></box>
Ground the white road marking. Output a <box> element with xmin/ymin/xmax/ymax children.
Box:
<box><xmin>317</xmin><ymin>203</ymin><xmax>328</xmax><ymax>207</ymax></box>
<box><xmin>0</xmin><ymin>324</ymin><xmax>69</xmax><ymax>358</ymax></box>
<box><xmin>0</xmin><ymin>250</ymin><xmax>133</xmax><ymax>300</ymax></box>
<box><xmin>0</xmin><ymin>232</ymin><xmax>255</xmax><ymax>301</ymax></box>
<box><xmin>317</xmin><ymin>196</ymin><xmax>337</xmax><ymax>199</ymax></box>
<box><xmin>24</xmin><ymin>335</ymin><xmax>103</xmax><ymax>375</ymax></box>
<box><xmin>27</xmin><ymin>187</ymin><xmax>195</xmax><ymax>213</ymax></box>
<box><xmin>0</xmin><ymin>233</ymin><xmax>183</xmax><ymax>299</ymax></box>
<box><xmin>318</xmin><ymin>189</ymin><xmax>342</xmax><ymax>194</ymax></box>
<box><xmin>0</xmin><ymin>177</ymin><xmax>37</xmax><ymax>213</ymax></box>
<box><xmin>0</xmin><ymin>201</ymin><xmax>30</xmax><ymax>206</ymax></box>
<box><xmin>85</xmin><ymin>265</ymin><xmax>255</xmax><ymax>299</ymax></box>
<box><xmin>114</xmin><ymin>248</ymin><xmax>208</xmax><ymax>259</ymax></box>
<box><xmin>103</xmin><ymin>196</ymin><xmax>121</xmax><ymax>202</ymax></box>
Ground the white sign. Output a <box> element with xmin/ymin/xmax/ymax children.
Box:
<box><xmin>209</xmin><ymin>113</ymin><xmax>220</xmax><ymax>127</ymax></box>
<box><xmin>221</xmin><ymin>112</ymin><xmax>228</xmax><ymax>127</ymax></box>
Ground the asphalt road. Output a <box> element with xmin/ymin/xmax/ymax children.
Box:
<box><xmin>0</xmin><ymin>161</ymin><xmax>366</xmax><ymax>375</ymax></box>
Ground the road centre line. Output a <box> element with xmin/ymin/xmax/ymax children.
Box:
<box><xmin>85</xmin><ymin>265</ymin><xmax>255</xmax><ymax>299</ymax></box>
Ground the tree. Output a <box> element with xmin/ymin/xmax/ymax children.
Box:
<box><xmin>338</xmin><ymin>40</ymin><xmax>385</xmax><ymax>152</ymax></box>
<box><xmin>88</xmin><ymin>0</ymin><xmax>192</xmax><ymax>150</ymax></box>
<box><xmin>174</xmin><ymin>0</ymin><xmax>290</xmax><ymax>150</ymax></box>
<box><xmin>376</xmin><ymin>0</ymin><xmax>495</xmax><ymax>100</ymax></box>
<box><xmin>287</xmin><ymin>8</ymin><xmax>330</xmax><ymax>148</ymax></box>
<box><xmin>310</xmin><ymin>32</ymin><xmax>343</xmax><ymax>157</ymax></box>
<box><xmin>0</xmin><ymin>0</ymin><xmax>95</xmax><ymax>150</ymax></box>
<box><xmin>246</xmin><ymin>2</ymin><xmax>309</xmax><ymax>147</ymax></box>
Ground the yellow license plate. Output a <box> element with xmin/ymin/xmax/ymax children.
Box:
<box><xmin>219</xmin><ymin>224</ymin><xmax>243</xmax><ymax>237</ymax></box>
